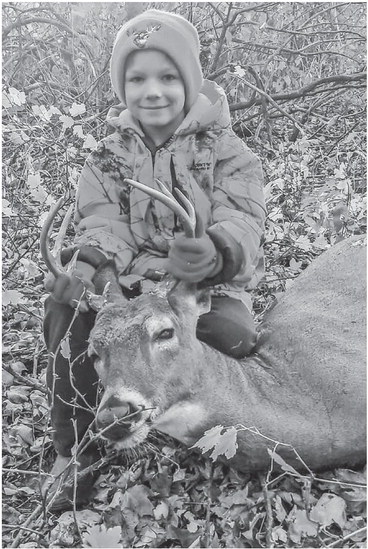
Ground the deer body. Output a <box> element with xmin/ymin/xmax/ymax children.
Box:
<box><xmin>41</xmin><ymin>183</ymin><xmax>365</xmax><ymax>473</ymax></box>
<box><xmin>90</xmin><ymin>235</ymin><xmax>366</xmax><ymax>472</ymax></box>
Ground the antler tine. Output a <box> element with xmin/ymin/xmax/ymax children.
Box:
<box><xmin>53</xmin><ymin>203</ymin><xmax>74</xmax><ymax>261</ymax></box>
<box><xmin>154</xmin><ymin>179</ymin><xmax>196</xmax><ymax>225</ymax></box>
<box><xmin>173</xmin><ymin>188</ymin><xmax>196</xmax><ymax>231</ymax></box>
<box><xmin>153</xmin><ymin>178</ymin><xmax>174</xmax><ymax>199</ymax></box>
<box><xmin>155</xmin><ymin>179</ymin><xmax>196</xmax><ymax>234</ymax></box>
<box><xmin>40</xmin><ymin>194</ymin><xmax>71</xmax><ymax>277</ymax></box>
<box><xmin>124</xmin><ymin>178</ymin><xmax>196</xmax><ymax>238</ymax></box>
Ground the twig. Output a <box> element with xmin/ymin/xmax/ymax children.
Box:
<box><xmin>56</xmin><ymin>393</ymin><xmax>96</xmax><ymax>414</ymax></box>
<box><xmin>2</xmin><ymin>364</ymin><xmax>47</xmax><ymax>393</ymax></box>
<box><xmin>230</xmin><ymin>72</ymin><xmax>366</xmax><ymax>112</ymax></box>
<box><xmin>67</xmin><ymin>348</ymin><xmax>98</xmax><ymax>413</ymax></box>
<box><xmin>3</xmin><ymin>234</ymin><xmax>40</xmax><ymax>278</ymax></box>
<box><xmin>202</xmin><ymin>462</ymin><xmax>215</xmax><ymax>547</ymax></box>
<box><xmin>236</xmin><ymin>424</ymin><xmax>314</xmax><ymax>478</ymax></box>
<box><xmin>41</xmin><ymin>410</ymin><xmax>146</xmax><ymax>513</ymax></box>
<box><xmin>231</xmin><ymin>36</ymin><xmax>363</xmax><ymax>62</ymax></box>
<box><xmin>2</xmin><ymin>14</ymin><xmax>95</xmax><ymax>72</ymax></box>
<box><xmin>71</xmin><ymin>419</ymin><xmax>83</xmax><ymax>541</ymax></box>
<box><xmin>3</xmin><ymin>524</ymin><xmax>42</xmax><ymax>536</ymax></box>
<box><xmin>48</xmin><ymin>298</ymin><xmax>86</xmax><ymax>414</ymax></box>
<box><xmin>10</xmin><ymin>504</ymin><xmax>43</xmax><ymax>548</ymax></box>
<box><xmin>326</xmin><ymin>120</ymin><xmax>361</xmax><ymax>156</ymax></box>
<box><xmin>17</xmin><ymin>304</ymin><xmax>43</xmax><ymax>322</ymax></box>
<box><xmin>3</xmin><ymin>467</ymin><xmax>52</xmax><ymax>477</ymax></box>
<box><xmin>313</xmin><ymin>476</ymin><xmax>366</xmax><ymax>489</ymax></box>
<box><xmin>260</xmin><ymin>473</ymin><xmax>274</xmax><ymax>548</ymax></box>
<box><xmin>326</xmin><ymin>526</ymin><xmax>366</xmax><ymax>547</ymax></box>
<box><xmin>233</xmin><ymin>69</ymin><xmax>305</xmax><ymax>135</ymax></box>
<box><xmin>209</xmin><ymin>3</ymin><xmax>233</xmax><ymax>73</ymax></box>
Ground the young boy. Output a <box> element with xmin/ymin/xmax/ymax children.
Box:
<box><xmin>44</xmin><ymin>9</ymin><xmax>266</xmax><ymax>511</ymax></box>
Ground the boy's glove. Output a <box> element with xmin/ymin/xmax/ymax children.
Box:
<box><xmin>167</xmin><ymin>233</ymin><xmax>223</xmax><ymax>283</ymax></box>
<box><xmin>167</xmin><ymin>216</ymin><xmax>224</xmax><ymax>283</ymax></box>
<box><xmin>167</xmin><ymin>214</ymin><xmax>245</xmax><ymax>286</ymax></box>
<box><xmin>45</xmin><ymin>261</ymin><xmax>96</xmax><ymax>313</ymax></box>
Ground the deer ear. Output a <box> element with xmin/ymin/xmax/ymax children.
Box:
<box><xmin>168</xmin><ymin>281</ymin><xmax>211</xmax><ymax>318</ymax></box>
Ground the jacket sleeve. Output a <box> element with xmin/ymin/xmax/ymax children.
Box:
<box><xmin>73</xmin><ymin>138</ymin><xmax>139</xmax><ymax>273</ymax></box>
<box><xmin>206</xmin><ymin>131</ymin><xmax>266</xmax><ymax>287</ymax></box>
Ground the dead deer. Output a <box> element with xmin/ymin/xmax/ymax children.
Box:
<box><xmin>41</xmin><ymin>182</ymin><xmax>366</xmax><ymax>473</ymax></box>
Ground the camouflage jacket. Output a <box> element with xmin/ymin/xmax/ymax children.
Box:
<box><xmin>74</xmin><ymin>80</ymin><xmax>266</xmax><ymax>309</ymax></box>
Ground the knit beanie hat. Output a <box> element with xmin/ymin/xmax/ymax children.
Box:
<box><xmin>110</xmin><ymin>9</ymin><xmax>203</xmax><ymax>111</ymax></box>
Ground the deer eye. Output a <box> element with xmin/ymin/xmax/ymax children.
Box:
<box><xmin>88</xmin><ymin>345</ymin><xmax>103</xmax><ymax>367</ymax></box>
<box><xmin>156</xmin><ymin>328</ymin><xmax>174</xmax><ymax>341</ymax></box>
<box><xmin>87</xmin><ymin>344</ymin><xmax>98</xmax><ymax>358</ymax></box>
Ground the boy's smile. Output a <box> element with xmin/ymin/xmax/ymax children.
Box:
<box><xmin>125</xmin><ymin>50</ymin><xmax>186</xmax><ymax>146</ymax></box>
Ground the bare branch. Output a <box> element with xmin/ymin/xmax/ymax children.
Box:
<box><xmin>233</xmin><ymin>69</ymin><xmax>305</xmax><ymax>133</ymax></box>
<box><xmin>229</xmin><ymin>72</ymin><xmax>366</xmax><ymax>112</ymax></box>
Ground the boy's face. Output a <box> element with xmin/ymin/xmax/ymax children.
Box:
<box><xmin>125</xmin><ymin>50</ymin><xmax>185</xmax><ymax>140</ymax></box>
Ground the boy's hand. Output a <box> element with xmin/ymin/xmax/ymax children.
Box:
<box><xmin>167</xmin><ymin>233</ymin><xmax>223</xmax><ymax>283</ymax></box>
<box><xmin>44</xmin><ymin>261</ymin><xmax>96</xmax><ymax>313</ymax></box>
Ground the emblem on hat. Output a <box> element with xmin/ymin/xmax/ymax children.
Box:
<box><xmin>127</xmin><ymin>24</ymin><xmax>161</xmax><ymax>48</ymax></box>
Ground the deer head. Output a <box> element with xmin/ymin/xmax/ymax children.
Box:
<box><xmin>40</xmin><ymin>182</ymin><xmax>212</xmax><ymax>449</ymax></box>
<box><xmin>88</xmin><ymin>179</ymin><xmax>212</xmax><ymax>448</ymax></box>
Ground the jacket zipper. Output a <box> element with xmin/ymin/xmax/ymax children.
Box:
<box><xmin>142</xmin><ymin>136</ymin><xmax>187</xmax><ymax>233</ymax></box>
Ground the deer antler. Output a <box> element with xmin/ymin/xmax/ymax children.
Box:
<box><xmin>40</xmin><ymin>194</ymin><xmax>126</xmax><ymax>311</ymax></box>
<box><xmin>124</xmin><ymin>178</ymin><xmax>196</xmax><ymax>238</ymax></box>
<box><xmin>40</xmin><ymin>194</ymin><xmax>74</xmax><ymax>277</ymax></box>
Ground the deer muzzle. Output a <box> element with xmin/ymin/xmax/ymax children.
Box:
<box><xmin>96</xmin><ymin>395</ymin><xmax>143</xmax><ymax>441</ymax></box>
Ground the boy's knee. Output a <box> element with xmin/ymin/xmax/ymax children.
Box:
<box><xmin>226</xmin><ymin>327</ymin><xmax>257</xmax><ymax>358</ymax></box>
<box><xmin>43</xmin><ymin>296</ymin><xmax>95</xmax><ymax>353</ymax></box>
<box><xmin>197</xmin><ymin>296</ymin><xmax>257</xmax><ymax>359</ymax></box>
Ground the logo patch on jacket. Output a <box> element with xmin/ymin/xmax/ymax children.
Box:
<box><xmin>127</xmin><ymin>25</ymin><xmax>161</xmax><ymax>48</ymax></box>
<box><xmin>190</xmin><ymin>161</ymin><xmax>212</xmax><ymax>171</ymax></box>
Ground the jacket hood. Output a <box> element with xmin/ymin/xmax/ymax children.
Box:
<box><xmin>107</xmin><ymin>79</ymin><xmax>232</xmax><ymax>137</ymax></box>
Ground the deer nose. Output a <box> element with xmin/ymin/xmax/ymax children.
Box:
<box><xmin>96</xmin><ymin>395</ymin><xmax>141</xmax><ymax>441</ymax></box>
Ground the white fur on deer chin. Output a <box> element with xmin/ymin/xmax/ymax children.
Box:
<box><xmin>110</xmin><ymin>423</ymin><xmax>151</xmax><ymax>450</ymax></box>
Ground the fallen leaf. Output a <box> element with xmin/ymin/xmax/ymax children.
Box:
<box><xmin>154</xmin><ymin>501</ymin><xmax>169</xmax><ymax>520</ymax></box>
<box><xmin>271</xmin><ymin>526</ymin><xmax>288</xmax><ymax>543</ymax></box>
<box><xmin>83</xmin><ymin>525</ymin><xmax>122</xmax><ymax>548</ymax></box>
<box><xmin>150</xmin><ymin>468</ymin><xmax>172</xmax><ymax>497</ymax></box>
<box><xmin>7</xmin><ymin>87</ymin><xmax>26</xmax><ymax>106</ymax></box>
<box><xmin>2</xmin><ymin>369</ymin><xmax>14</xmax><ymax>386</ymax></box>
<box><xmin>69</xmin><ymin>102</ymin><xmax>86</xmax><ymax>117</ymax></box>
<box><xmin>7</xmin><ymin>386</ymin><xmax>30</xmax><ymax>404</ymax></box>
<box><xmin>167</xmin><ymin>525</ymin><xmax>202</xmax><ymax>547</ymax></box>
<box><xmin>310</xmin><ymin>493</ymin><xmax>347</xmax><ymax>528</ymax></box>
<box><xmin>11</xmin><ymin>424</ymin><xmax>34</xmax><ymax>445</ymax></box>
<box><xmin>60</xmin><ymin>336</ymin><xmax>71</xmax><ymax>360</ymax></box>
<box><xmin>124</xmin><ymin>484</ymin><xmax>154</xmax><ymax>517</ymax></box>
<box><xmin>59</xmin><ymin>114</ymin><xmax>74</xmax><ymax>130</ymax></box>
<box><xmin>11</xmin><ymin>361</ymin><xmax>27</xmax><ymax>375</ymax></box>
<box><xmin>267</xmin><ymin>448</ymin><xmax>300</xmax><ymax>476</ymax></box>
<box><xmin>274</xmin><ymin>494</ymin><xmax>287</xmax><ymax>522</ymax></box>
<box><xmin>192</xmin><ymin>425</ymin><xmax>238</xmax><ymax>460</ymax></box>
<box><xmin>3</xmin><ymin>289</ymin><xmax>25</xmax><ymax>306</ymax></box>
<box><xmin>139</xmin><ymin>524</ymin><xmax>162</xmax><ymax>546</ymax></box>
<box><xmin>73</xmin><ymin>124</ymin><xmax>85</xmax><ymax>139</ymax></box>
<box><xmin>288</xmin><ymin>507</ymin><xmax>318</xmax><ymax>544</ymax></box>
<box><xmin>172</xmin><ymin>468</ymin><xmax>186</xmax><ymax>482</ymax></box>
<box><xmin>83</xmin><ymin>134</ymin><xmax>98</xmax><ymax>150</ymax></box>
